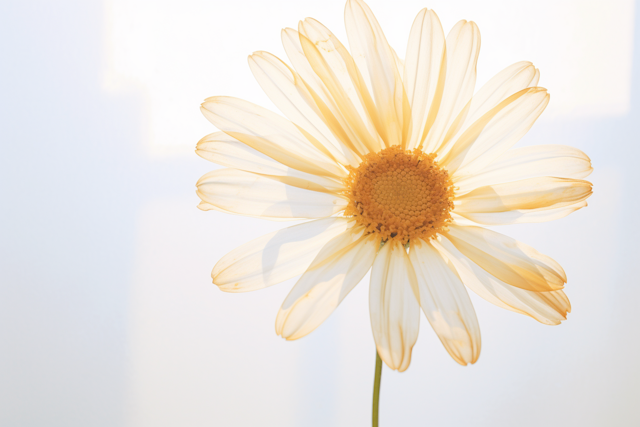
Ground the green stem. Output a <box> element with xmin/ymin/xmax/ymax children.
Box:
<box><xmin>372</xmin><ymin>350</ymin><xmax>383</xmax><ymax>427</ymax></box>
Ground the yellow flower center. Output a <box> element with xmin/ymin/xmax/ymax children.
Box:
<box><xmin>343</xmin><ymin>146</ymin><xmax>455</xmax><ymax>244</ymax></box>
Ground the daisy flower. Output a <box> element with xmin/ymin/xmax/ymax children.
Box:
<box><xmin>195</xmin><ymin>0</ymin><xmax>592</xmax><ymax>371</ymax></box>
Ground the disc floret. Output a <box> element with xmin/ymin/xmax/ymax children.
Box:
<box><xmin>343</xmin><ymin>146</ymin><xmax>455</xmax><ymax>244</ymax></box>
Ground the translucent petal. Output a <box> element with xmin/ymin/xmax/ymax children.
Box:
<box><xmin>455</xmin><ymin>144</ymin><xmax>593</xmax><ymax>195</ymax></box>
<box><xmin>441</xmin><ymin>87</ymin><xmax>549</xmax><ymax>176</ymax></box>
<box><xmin>370</xmin><ymin>240</ymin><xmax>420</xmax><ymax>372</ymax></box>
<box><xmin>437</xmin><ymin>61</ymin><xmax>540</xmax><ymax>157</ymax></box>
<box><xmin>403</xmin><ymin>8</ymin><xmax>446</xmax><ymax>150</ymax></box>
<box><xmin>454</xmin><ymin>177</ymin><xmax>593</xmax><ymax>221</ymax></box>
<box><xmin>212</xmin><ymin>217</ymin><xmax>351</xmax><ymax>292</ymax></box>
<box><xmin>444</xmin><ymin>225</ymin><xmax>566</xmax><ymax>292</ymax></box>
<box><xmin>458</xmin><ymin>200</ymin><xmax>589</xmax><ymax>225</ymax></box>
<box><xmin>196</xmin><ymin>132</ymin><xmax>346</xmax><ymax>193</ymax></box>
<box><xmin>248</xmin><ymin>51</ymin><xmax>359</xmax><ymax>167</ymax></box>
<box><xmin>422</xmin><ymin>20</ymin><xmax>480</xmax><ymax>153</ymax></box>
<box><xmin>391</xmin><ymin>47</ymin><xmax>405</xmax><ymax>79</ymax></box>
<box><xmin>410</xmin><ymin>239</ymin><xmax>481</xmax><ymax>365</ymax></box>
<box><xmin>434</xmin><ymin>237</ymin><xmax>571</xmax><ymax>325</ymax></box>
<box><xmin>196</xmin><ymin>169</ymin><xmax>347</xmax><ymax>220</ymax></box>
<box><xmin>282</xmin><ymin>26</ymin><xmax>382</xmax><ymax>159</ymax></box>
<box><xmin>281</xmin><ymin>27</ymin><xmax>337</xmax><ymax>110</ymax></box>
<box><xmin>296</xmin><ymin>22</ymin><xmax>383</xmax><ymax>155</ymax></box>
<box><xmin>463</xmin><ymin>62</ymin><xmax>540</xmax><ymax>126</ymax></box>
<box><xmin>275</xmin><ymin>228</ymin><xmax>379</xmax><ymax>340</ymax></box>
<box><xmin>344</xmin><ymin>0</ymin><xmax>409</xmax><ymax>148</ymax></box>
<box><xmin>197</xmin><ymin>200</ymin><xmax>294</xmax><ymax>222</ymax></box>
<box><xmin>449</xmin><ymin>212</ymin><xmax>482</xmax><ymax>227</ymax></box>
<box><xmin>200</xmin><ymin>97</ymin><xmax>345</xmax><ymax>179</ymax></box>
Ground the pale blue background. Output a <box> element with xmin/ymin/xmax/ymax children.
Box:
<box><xmin>1</xmin><ymin>1</ymin><xmax>639</xmax><ymax>426</ymax></box>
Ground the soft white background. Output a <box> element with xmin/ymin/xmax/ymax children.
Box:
<box><xmin>1</xmin><ymin>0</ymin><xmax>639</xmax><ymax>426</ymax></box>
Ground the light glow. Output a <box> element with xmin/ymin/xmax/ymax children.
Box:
<box><xmin>104</xmin><ymin>0</ymin><xmax>635</xmax><ymax>153</ymax></box>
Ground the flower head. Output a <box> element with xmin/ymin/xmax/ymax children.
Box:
<box><xmin>196</xmin><ymin>0</ymin><xmax>592</xmax><ymax>370</ymax></box>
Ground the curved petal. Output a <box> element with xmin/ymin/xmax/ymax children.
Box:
<box><xmin>275</xmin><ymin>227</ymin><xmax>380</xmax><ymax>340</ymax></box>
<box><xmin>198</xmin><ymin>200</ymin><xmax>296</xmax><ymax>222</ymax></box>
<box><xmin>441</xmin><ymin>87</ymin><xmax>550</xmax><ymax>176</ymax></box>
<box><xmin>444</xmin><ymin>225</ymin><xmax>566</xmax><ymax>292</ymax></box>
<box><xmin>281</xmin><ymin>26</ymin><xmax>329</xmax><ymax>100</ymax></box>
<box><xmin>196</xmin><ymin>132</ymin><xmax>346</xmax><ymax>193</ymax></box>
<box><xmin>454</xmin><ymin>177</ymin><xmax>593</xmax><ymax>224</ymax></box>
<box><xmin>462</xmin><ymin>62</ymin><xmax>540</xmax><ymax>126</ymax></box>
<box><xmin>391</xmin><ymin>47</ymin><xmax>404</xmax><ymax>78</ymax></box>
<box><xmin>370</xmin><ymin>240</ymin><xmax>420</xmax><ymax>372</ymax></box>
<box><xmin>437</xmin><ymin>61</ymin><xmax>540</xmax><ymax>157</ymax></box>
<box><xmin>409</xmin><ymin>239</ymin><xmax>481</xmax><ymax>365</ymax></box>
<box><xmin>282</xmin><ymin>28</ymin><xmax>368</xmax><ymax>156</ymax></box>
<box><xmin>403</xmin><ymin>8</ymin><xmax>446</xmax><ymax>150</ymax></box>
<box><xmin>212</xmin><ymin>217</ymin><xmax>351</xmax><ymax>292</ymax></box>
<box><xmin>344</xmin><ymin>0</ymin><xmax>409</xmax><ymax>148</ymax></box>
<box><xmin>454</xmin><ymin>144</ymin><xmax>593</xmax><ymax>194</ymax></box>
<box><xmin>201</xmin><ymin>97</ymin><xmax>345</xmax><ymax>179</ymax></box>
<box><xmin>248</xmin><ymin>51</ymin><xmax>359</xmax><ymax>167</ymax></box>
<box><xmin>196</xmin><ymin>169</ymin><xmax>348</xmax><ymax>220</ymax></box>
<box><xmin>449</xmin><ymin>212</ymin><xmax>483</xmax><ymax>227</ymax></box>
<box><xmin>296</xmin><ymin>22</ymin><xmax>383</xmax><ymax>155</ymax></box>
<box><xmin>457</xmin><ymin>200</ymin><xmax>590</xmax><ymax>225</ymax></box>
<box><xmin>422</xmin><ymin>20</ymin><xmax>481</xmax><ymax>154</ymax></box>
<box><xmin>281</xmin><ymin>25</ymin><xmax>383</xmax><ymax>159</ymax></box>
<box><xmin>451</xmin><ymin>200</ymin><xmax>588</xmax><ymax>227</ymax></box>
<box><xmin>433</xmin><ymin>236</ymin><xmax>571</xmax><ymax>325</ymax></box>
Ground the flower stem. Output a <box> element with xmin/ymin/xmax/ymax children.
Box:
<box><xmin>372</xmin><ymin>350</ymin><xmax>382</xmax><ymax>427</ymax></box>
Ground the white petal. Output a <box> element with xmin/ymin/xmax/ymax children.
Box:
<box><xmin>201</xmin><ymin>97</ymin><xmax>345</xmax><ymax>179</ymax></box>
<box><xmin>444</xmin><ymin>225</ymin><xmax>566</xmax><ymax>292</ymax></box>
<box><xmin>422</xmin><ymin>20</ymin><xmax>481</xmax><ymax>154</ymax></box>
<box><xmin>344</xmin><ymin>0</ymin><xmax>409</xmax><ymax>148</ymax></box>
<box><xmin>433</xmin><ymin>237</ymin><xmax>571</xmax><ymax>325</ymax></box>
<box><xmin>437</xmin><ymin>62</ymin><xmax>540</xmax><ymax>158</ymax></box>
<box><xmin>462</xmin><ymin>62</ymin><xmax>540</xmax><ymax>126</ymax></box>
<box><xmin>248</xmin><ymin>51</ymin><xmax>359</xmax><ymax>167</ymax></box>
<box><xmin>370</xmin><ymin>240</ymin><xmax>420</xmax><ymax>372</ymax></box>
<box><xmin>449</xmin><ymin>212</ymin><xmax>483</xmax><ymax>227</ymax></box>
<box><xmin>196</xmin><ymin>169</ymin><xmax>347</xmax><ymax>220</ymax></box>
<box><xmin>196</xmin><ymin>132</ymin><xmax>346</xmax><ymax>193</ymax></box>
<box><xmin>454</xmin><ymin>177</ymin><xmax>593</xmax><ymax>224</ymax></box>
<box><xmin>212</xmin><ymin>217</ymin><xmax>351</xmax><ymax>292</ymax></box>
<box><xmin>197</xmin><ymin>200</ymin><xmax>294</xmax><ymax>222</ymax></box>
<box><xmin>296</xmin><ymin>21</ymin><xmax>384</xmax><ymax>155</ymax></box>
<box><xmin>458</xmin><ymin>200</ymin><xmax>590</xmax><ymax>225</ymax></box>
<box><xmin>281</xmin><ymin>26</ymin><xmax>382</xmax><ymax>158</ymax></box>
<box><xmin>391</xmin><ymin>47</ymin><xmax>405</xmax><ymax>79</ymax></box>
<box><xmin>403</xmin><ymin>8</ymin><xmax>446</xmax><ymax>150</ymax></box>
<box><xmin>441</xmin><ymin>87</ymin><xmax>549</xmax><ymax>176</ymax></box>
<box><xmin>281</xmin><ymin>27</ymin><xmax>337</xmax><ymax>111</ymax></box>
<box><xmin>454</xmin><ymin>144</ymin><xmax>593</xmax><ymax>194</ymax></box>
<box><xmin>409</xmin><ymin>239</ymin><xmax>481</xmax><ymax>365</ymax></box>
<box><xmin>275</xmin><ymin>228</ymin><xmax>380</xmax><ymax>340</ymax></box>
